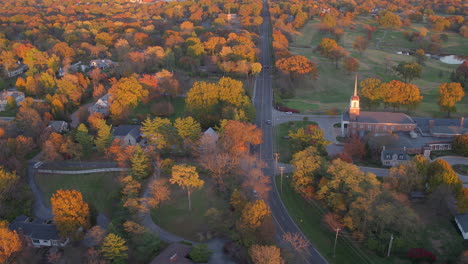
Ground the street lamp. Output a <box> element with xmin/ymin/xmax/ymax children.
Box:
<box><xmin>279</xmin><ymin>166</ymin><xmax>285</xmax><ymax>194</ymax></box>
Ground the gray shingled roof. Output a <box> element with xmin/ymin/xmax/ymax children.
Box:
<box><xmin>343</xmin><ymin>111</ymin><xmax>415</xmax><ymax>124</ymax></box>
<box><xmin>456</xmin><ymin>214</ymin><xmax>468</xmax><ymax>232</ymax></box>
<box><xmin>381</xmin><ymin>149</ymin><xmax>409</xmax><ymax>160</ymax></box>
<box><xmin>9</xmin><ymin>215</ymin><xmax>61</xmax><ymax>240</ymax></box>
<box><xmin>113</xmin><ymin>125</ymin><xmax>141</xmax><ymax>138</ymax></box>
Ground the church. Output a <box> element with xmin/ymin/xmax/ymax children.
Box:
<box><xmin>340</xmin><ymin>76</ymin><xmax>417</xmax><ymax>137</ymax></box>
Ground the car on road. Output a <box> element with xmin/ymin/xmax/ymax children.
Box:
<box><xmin>265</xmin><ymin>120</ymin><xmax>271</xmax><ymax>125</ymax></box>
<box><xmin>33</xmin><ymin>162</ymin><xmax>43</xmax><ymax>169</ymax></box>
<box><xmin>286</xmin><ymin>111</ymin><xmax>292</xmax><ymax>115</ymax></box>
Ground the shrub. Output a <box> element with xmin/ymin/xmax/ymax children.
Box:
<box><xmin>189</xmin><ymin>244</ymin><xmax>212</xmax><ymax>263</ymax></box>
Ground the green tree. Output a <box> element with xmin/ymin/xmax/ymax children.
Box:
<box><xmin>141</xmin><ymin>117</ymin><xmax>175</xmax><ymax>150</ymax></box>
<box><xmin>393</xmin><ymin>61</ymin><xmax>422</xmax><ymax>83</ymax></box>
<box><xmin>437</xmin><ymin>82</ymin><xmax>465</xmax><ymax>117</ymax></box>
<box><xmin>170</xmin><ymin>164</ymin><xmax>204</xmax><ymax>211</ymax></box>
<box><xmin>0</xmin><ymin>167</ymin><xmax>19</xmax><ymax>201</ymax></box>
<box><xmin>130</xmin><ymin>145</ymin><xmax>150</xmax><ymax>180</ymax></box>
<box><xmin>189</xmin><ymin>244</ymin><xmax>213</xmax><ymax>263</ymax></box>
<box><xmin>291</xmin><ymin>146</ymin><xmax>322</xmax><ymax>198</ymax></box>
<box><xmin>95</xmin><ymin>122</ymin><xmax>112</xmax><ymax>153</ymax></box>
<box><xmin>133</xmin><ymin>232</ymin><xmax>161</xmax><ymax>262</ymax></box>
<box><xmin>289</xmin><ymin>125</ymin><xmax>330</xmax><ymax>154</ymax></box>
<box><xmin>75</xmin><ymin>124</ymin><xmax>93</xmax><ymax>157</ymax></box>
<box><xmin>428</xmin><ymin>159</ymin><xmax>462</xmax><ymax>194</ymax></box>
<box><xmin>100</xmin><ymin>233</ymin><xmax>128</xmax><ymax>262</ymax></box>
<box><xmin>452</xmin><ymin>135</ymin><xmax>468</xmax><ymax>156</ymax></box>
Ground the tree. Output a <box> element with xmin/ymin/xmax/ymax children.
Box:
<box><xmin>428</xmin><ymin>159</ymin><xmax>462</xmax><ymax>194</ymax></box>
<box><xmin>174</xmin><ymin>116</ymin><xmax>201</xmax><ymax>142</ymax></box>
<box><xmin>360</xmin><ymin>78</ymin><xmax>383</xmax><ymax>109</ymax></box>
<box><xmin>353</xmin><ymin>36</ymin><xmax>368</xmax><ymax>55</ymax></box>
<box><xmin>241</xmin><ymin>200</ymin><xmax>270</xmax><ymax>229</ymax></box>
<box><xmin>83</xmin><ymin>225</ymin><xmax>106</xmax><ymax>248</ymax></box>
<box><xmin>0</xmin><ymin>167</ymin><xmax>19</xmax><ymax>201</ymax></box>
<box><xmin>291</xmin><ymin>146</ymin><xmax>322</xmax><ymax>198</ymax></box>
<box><xmin>133</xmin><ymin>232</ymin><xmax>161</xmax><ymax>262</ymax></box>
<box><xmin>75</xmin><ymin>124</ymin><xmax>93</xmax><ymax>157</ymax></box>
<box><xmin>388</xmin><ymin>160</ymin><xmax>426</xmax><ymax>193</ymax></box>
<box><xmin>393</xmin><ymin>61</ymin><xmax>422</xmax><ymax>83</ymax></box>
<box><xmin>108</xmin><ymin>76</ymin><xmax>149</xmax><ymax>121</ymax></box>
<box><xmin>51</xmin><ymin>189</ymin><xmax>90</xmax><ymax>237</ymax></box>
<box><xmin>100</xmin><ymin>233</ymin><xmax>128</xmax><ymax>262</ymax></box>
<box><xmin>95</xmin><ymin>121</ymin><xmax>112</xmax><ymax>153</ymax></box>
<box><xmin>379</xmin><ymin>11</ymin><xmax>402</xmax><ymax>28</ymax></box>
<box><xmin>438</xmin><ymin>82</ymin><xmax>465</xmax><ymax>117</ymax></box>
<box><xmin>0</xmin><ymin>221</ymin><xmax>22</xmax><ymax>263</ymax></box>
<box><xmin>289</xmin><ymin>125</ymin><xmax>330</xmax><ymax>154</ymax></box>
<box><xmin>452</xmin><ymin>135</ymin><xmax>468</xmax><ymax>156</ymax></box>
<box><xmin>170</xmin><ymin>164</ymin><xmax>204</xmax><ymax>211</ymax></box>
<box><xmin>249</xmin><ymin>244</ymin><xmax>283</xmax><ymax>264</ymax></box>
<box><xmin>457</xmin><ymin>188</ymin><xmax>468</xmax><ymax>213</ymax></box>
<box><xmin>146</xmin><ymin>178</ymin><xmax>171</xmax><ymax>209</ymax></box>
<box><xmin>329</xmin><ymin>46</ymin><xmax>349</xmax><ymax>69</ymax></box>
<box><xmin>275</xmin><ymin>55</ymin><xmax>318</xmax><ymax>81</ymax></box>
<box><xmin>344</xmin><ymin>136</ymin><xmax>366</xmax><ymax>161</ymax></box>
<box><xmin>452</xmin><ymin>61</ymin><xmax>468</xmax><ymax>88</ymax></box>
<box><xmin>282</xmin><ymin>232</ymin><xmax>308</xmax><ymax>253</ymax></box>
<box><xmin>413</xmin><ymin>49</ymin><xmax>426</xmax><ymax>65</ymax></box>
<box><xmin>343</xmin><ymin>57</ymin><xmax>360</xmax><ymax>73</ymax></box>
<box><xmin>223</xmin><ymin>120</ymin><xmax>263</xmax><ymax>155</ymax></box>
<box><xmin>189</xmin><ymin>244</ymin><xmax>213</xmax><ymax>263</ymax></box>
<box><xmin>141</xmin><ymin>117</ymin><xmax>175</xmax><ymax>150</ymax></box>
<box><xmin>318</xmin><ymin>38</ymin><xmax>338</xmax><ymax>58</ymax></box>
<box><xmin>130</xmin><ymin>145</ymin><xmax>150</xmax><ymax>180</ymax></box>
<box><xmin>381</xmin><ymin>80</ymin><xmax>422</xmax><ymax>110</ymax></box>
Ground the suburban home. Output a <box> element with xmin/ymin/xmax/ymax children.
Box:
<box><xmin>88</xmin><ymin>94</ymin><xmax>111</xmax><ymax>116</ymax></box>
<box><xmin>0</xmin><ymin>89</ymin><xmax>25</xmax><ymax>111</ymax></box>
<box><xmin>4</xmin><ymin>62</ymin><xmax>28</xmax><ymax>78</ymax></box>
<box><xmin>380</xmin><ymin>147</ymin><xmax>410</xmax><ymax>167</ymax></box>
<box><xmin>113</xmin><ymin>125</ymin><xmax>142</xmax><ymax>146</ymax></box>
<box><xmin>9</xmin><ymin>215</ymin><xmax>69</xmax><ymax>247</ymax></box>
<box><xmin>47</xmin><ymin>121</ymin><xmax>69</xmax><ymax>133</ymax></box>
<box><xmin>90</xmin><ymin>59</ymin><xmax>118</xmax><ymax>69</ymax></box>
<box><xmin>150</xmin><ymin>243</ymin><xmax>194</xmax><ymax>264</ymax></box>
<box><xmin>455</xmin><ymin>214</ymin><xmax>468</xmax><ymax>239</ymax></box>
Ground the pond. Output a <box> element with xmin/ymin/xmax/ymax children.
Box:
<box><xmin>396</xmin><ymin>51</ymin><xmax>466</xmax><ymax>65</ymax></box>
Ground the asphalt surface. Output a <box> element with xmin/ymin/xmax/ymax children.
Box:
<box><xmin>253</xmin><ymin>2</ymin><xmax>328</xmax><ymax>263</ymax></box>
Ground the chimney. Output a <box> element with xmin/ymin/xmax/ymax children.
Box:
<box><xmin>461</xmin><ymin>117</ymin><xmax>465</xmax><ymax>128</ymax></box>
<box><xmin>382</xmin><ymin>145</ymin><xmax>385</xmax><ymax>150</ymax></box>
<box><xmin>429</xmin><ymin>120</ymin><xmax>434</xmax><ymax>129</ymax></box>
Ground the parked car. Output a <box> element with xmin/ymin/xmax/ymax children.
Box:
<box><xmin>265</xmin><ymin>120</ymin><xmax>271</xmax><ymax>125</ymax></box>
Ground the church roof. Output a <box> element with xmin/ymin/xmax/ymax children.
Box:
<box><xmin>343</xmin><ymin>111</ymin><xmax>415</xmax><ymax>124</ymax></box>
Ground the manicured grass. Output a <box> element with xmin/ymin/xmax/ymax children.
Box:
<box><xmin>454</xmin><ymin>164</ymin><xmax>468</xmax><ymax>176</ymax></box>
<box><xmin>285</xmin><ymin>18</ymin><xmax>468</xmax><ymax>117</ymax></box>
<box><xmin>129</xmin><ymin>97</ymin><xmax>186</xmax><ymax>122</ymax></box>
<box><xmin>275</xmin><ymin>177</ymin><xmax>400</xmax><ymax>264</ymax></box>
<box><xmin>151</xmin><ymin>180</ymin><xmax>229</xmax><ymax>241</ymax></box>
<box><xmin>36</xmin><ymin>172</ymin><xmax>120</xmax><ymax>217</ymax></box>
<box><xmin>274</xmin><ymin>121</ymin><xmax>318</xmax><ymax>163</ymax></box>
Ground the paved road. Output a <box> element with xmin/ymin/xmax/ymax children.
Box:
<box><xmin>254</xmin><ymin>2</ymin><xmax>327</xmax><ymax>263</ymax></box>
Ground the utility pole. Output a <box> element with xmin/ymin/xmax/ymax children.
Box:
<box><xmin>274</xmin><ymin>152</ymin><xmax>279</xmax><ymax>170</ymax></box>
<box><xmin>387</xmin><ymin>234</ymin><xmax>394</xmax><ymax>257</ymax></box>
<box><xmin>333</xmin><ymin>228</ymin><xmax>341</xmax><ymax>258</ymax></box>
<box><xmin>279</xmin><ymin>166</ymin><xmax>285</xmax><ymax>194</ymax></box>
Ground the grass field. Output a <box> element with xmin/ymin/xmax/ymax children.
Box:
<box><xmin>274</xmin><ymin>120</ymin><xmax>318</xmax><ymax>163</ymax></box>
<box><xmin>275</xmin><ymin>177</ymin><xmax>403</xmax><ymax>264</ymax></box>
<box><xmin>36</xmin><ymin>172</ymin><xmax>120</xmax><ymax>217</ymax></box>
<box><xmin>151</xmin><ymin>179</ymin><xmax>229</xmax><ymax>241</ymax></box>
<box><xmin>130</xmin><ymin>97</ymin><xmax>186</xmax><ymax>122</ymax></box>
<box><xmin>284</xmin><ymin>17</ymin><xmax>468</xmax><ymax>117</ymax></box>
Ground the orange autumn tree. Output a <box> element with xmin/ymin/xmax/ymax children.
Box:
<box><xmin>51</xmin><ymin>190</ymin><xmax>90</xmax><ymax>237</ymax></box>
<box><xmin>275</xmin><ymin>55</ymin><xmax>318</xmax><ymax>81</ymax></box>
<box><xmin>241</xmin><ymin>199</ymin><xmax>270</xmax><ymax>229</ymax></box>
<box><xmin>249</xmin><ymin>244</ymin><xmax>284</xmax><ymax>264</ymax></box>
<box><xmin>0</xmin><ymin>221</ymin><xmax>22</xmax><ymax>263</ymax></box>
<box><xmin>222</xmin><ymin>120</ymin><xmax>263</xmax><ymax>155</ymax></box>
<box><xmin>381</xmin><ymin>80</ymin><xmax>423</xmax><ymax>110</ymax></box>
<box><xmin>437</xmin><ymin>82</ymin><xmax>465</xmax><ymax>117</ymax></box>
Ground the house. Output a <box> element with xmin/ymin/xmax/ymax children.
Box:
<box><xmin>47</xmin><ymin>121</ymin><xmax>69</xmax><ymax>133</ymax></box>
<box><xmin>380</xmin><ymin>147</ymin><xmax>410</xmax><ymax>167</ymax></box>
<box><xmin>341</xmin><ymin>76</ymin><xmax>417</xmax><ymax>137</ymax></box>
<box><xmin>9</xmin><ymin>215</ymin><xmax>69</xmax><ymax>247</ymax></box>
<box><xmin>88</xmin><ymin>94</ymin><xmax>111</xmax><ymax>116</ymax></box>
<box><xmin>455</xmin><ymin>214</ymin><xmax>468</xmax><ymax>239</ymax></box>
<box><xmin>150</xmin><ymin>243</ymin><xmax>194</xmax><ymax>264</ymax></box>
<box><xmin>90</xmin><ymin>59</ymin><xmax>118</xmax><ymax>69</ymax></box>
<box><xmin>4</xmin><ymin>62</ymin><xmax>28</xmax><ymax>78</ymax></box>
<box><xmin>0</xmin><ymin>90</ymin><xmax>25</xmax><ymax>111</ymax></box>
<box><xmin>113</xmin><ymin>125</ymin><xmax>142</xmax><ymax>146</ymax></box>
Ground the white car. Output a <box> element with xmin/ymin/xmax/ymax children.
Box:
<box><xmin>33</xmin><ymin>162</ymin><xmax>43</xmax><ymax>169</ymax></box>
<box><xmin>265</xmin><ymin>120</ymin><xmax>271</xmax><ymax>125</ymax></box>
<box><xmin>286</xmin><ymin>111</ymin><xmax>293</xmax><ymax>115</ymax></box>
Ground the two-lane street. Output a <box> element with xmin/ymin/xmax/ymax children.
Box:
<box><xmin>253</xmin><ymin>2</ymin><xmax>328</xmax><ymax>263</ymax></box>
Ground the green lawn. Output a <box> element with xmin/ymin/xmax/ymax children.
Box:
<box><xmin>129</xmin><ymin>97</ymin><xmax>186</xmax><ymax>122</ymax></box>
<box><xmin>36</xmin><ymin>172</ymin><xmax>120</xmax><ymax>217</ymax></box>
<box><xmin>274</xmin><ymin>121</ymin><xmax>318</xmax><ymax>163</ymax></box>
<box><xmin>151</xmin><ymin>180</ymin><xmax>229</xmax><ymax>241</ymax></box>
<box><xmin>276</xmin><ymin>177</ymin><xmax>402</xmax><ymax>264</ymax></box>
<box><xmin>285</xmin><ymin>18</ymin><xmax>468</xmax><ymax>117</ymax></box>
<box><xmin>454</xmin><ymin>164</ymin><xmax>468</xmax><ymax>176</ymax></box>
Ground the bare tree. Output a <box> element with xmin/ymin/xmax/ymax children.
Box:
<box><xmin>282</xmin><ymin>232</ymin><xmax>308</xmax><ymax>253</ymax></box>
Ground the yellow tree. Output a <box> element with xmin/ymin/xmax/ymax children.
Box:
<box><xmin>291</xmin><ymin>146</ymin><xmax>322</xmax><ymax>199</ymax></box>
<box><xmin>51</xmin><ymin>189</ymin><xmax>90</xmax><ymax>237</ymax></box>
<box><xmin>170</xmin><ymin>164</ymin><xmax>204</xmax><ymax>211</ymax></box>
<box><xmin>108</xmin><ymin>76</ymin><xmax>149</xmax><ymax>121</ymax></box>
<box><xmin>438</xmin><ymin>82</ymin><xmax>465</xmax><ymax>117</ymax></box>
<box><xmin>174</xmin><ymin>116</ymin><xmax>202</xmax><ymax>142</ymax></box>
<box><xmin>360</xmin><ymin>78</ymin><xmax>383</xmax><ymax>109</ymax></box>
<box><xmin>100</xmin><ymin>233</ymin><xmax>128</xmax><ymax>262</ymax></box>
<box><xmin>249</xmin><ymin>244</ymin><xmax>284</xmax><ymax>264</ymax></box>
<box><xmin>241</xmin><ymin>200</ymin><xmax>270</xmax><ymax>229</ymax></box>
<box><xmin>0</xmin><ymin>221</ymin><xmax>22</xmax><ymax>263</ymax></box>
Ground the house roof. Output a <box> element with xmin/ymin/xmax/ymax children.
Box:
<box><xmin>150</xmin><ymin>243</ymin><xmax>193</xmax><ymax>264</ymax></box>
<box><xmin>203</xmin><ymin>127</ymin><xmax>218</xmax><ymax>138</ymax></box>
<box><xmin>9</xmin><ymin>215</ymin><xmax>61</xmax><ymax>240</ymax></box>
<box><xmin>456</xmin><ymin>214</ymin><xmax>468</xmax><ymax>232</ymax></box>
<box><xmin>343</xmin><ymin>111</ymin><xmax>415</xmax><ymax>124</ymax></box>
<box><xmin>48</xmin><ymin>121</ymin><xmax>68</xmax><ymax>131</ymax></box>
<box><xmin>413</xmin><ymin>117</ymin><xmax>467</xmax><ymax>135</ymax></box>
<box><xmin>381</xmin><ymin>149</ymin><xmax>409</xmax><ymax>160</ymax></box>
<box><xmin>113</xmin><ymin>125</ymin><xmax>141</xmax><ymax>138</ymax></box>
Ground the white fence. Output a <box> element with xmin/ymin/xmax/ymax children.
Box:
<box><xmin>38</xmin><ymin>168</ymin><xmax>128</xmax><ymax>174</ymax></box>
